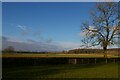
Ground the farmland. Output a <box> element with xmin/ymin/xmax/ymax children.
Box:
<box><xmin>2</xmin><ymin>52</ymin><xmax>120</xmax><ymax>79</ymax></box>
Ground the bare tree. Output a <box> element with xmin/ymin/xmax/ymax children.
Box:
<box><xmin>3</xmin><ymin>46</ymin><xmax>14</xmax><ymax>53</ymax></box>
<box><xmin>81</xmin><ymin>2</ymin><xmax>119</xmax><ymax>57</ymax></box>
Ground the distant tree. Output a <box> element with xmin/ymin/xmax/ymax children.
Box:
<box><xmin>3</xmin><ymin>46</ymin><xmax>14</xmax><ymax>53</ymax></box>
<box><xmin>62</xmin><ymin>50</ymin><xmax>64</xmax><ymax>53</ymax></box>
<box><xmin>80</xmin><ymin>2</ymin><xmax>119</xmax><ymax>57</ymax></box>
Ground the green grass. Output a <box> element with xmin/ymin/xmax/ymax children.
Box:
<box><xmin>3</xmin><ymin>63</ymin><xmax>119</xmax><ymax>79</ymax></box>
<box><xmin>2</xmin><ymin>53</ymin><xmax>119</xmax><ymax>58</ymax></box>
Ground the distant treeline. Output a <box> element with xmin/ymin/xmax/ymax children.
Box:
<box><xmin>68</xmin><ymin>48</ymin><xmax>120</xmax><ymax>54</ymax></box>
<box><xmin>2</xmin><ymin>50</ymin><xmax>49</xmax><ymax>54</ymax></box>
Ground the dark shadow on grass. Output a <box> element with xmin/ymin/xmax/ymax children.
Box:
<box><xmin>2</xmin><ymin>66</ymin><xmax>62</xmax><ymax>79</ymax></box>
<box><xmin>2</xmin><ymin>63</ymin><xmax>119</xmax><ymax>79</ymax></box>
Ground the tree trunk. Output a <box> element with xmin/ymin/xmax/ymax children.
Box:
<box><xmin>103</xmin><ymin>46</ymin><xmax>107</xmax><ymax>58</ymax></box>
<box><xmin>103</xmin><ymin>46</ymin><xmax>107</xmax><ymax>50</ymax></box>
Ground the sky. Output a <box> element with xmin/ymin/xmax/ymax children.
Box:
<box><xmin>2</xmin><ymin>2</ymin><xmax>97</xmax><ymax>51</ymax></box>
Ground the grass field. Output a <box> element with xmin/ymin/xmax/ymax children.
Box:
<box><xmin>1</xmin><ymin>53</ymin><xmax>119</xmax><ymax>58</ymax></box>
<box><xmin>3</xmin><ymin>63</ymin><xmax>119</xmax><ymax>79</ymax></box>
<box><xmin>2</xmin><ymin>53</ymin><xmax>120</xmax><ymax>79</ymax></box>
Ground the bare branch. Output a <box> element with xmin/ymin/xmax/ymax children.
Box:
<box><xmin>80</xmin><ymin>2</ymin><xmax>118</xmax><ymax>50</ymax></box>
<box><xmin>109</xmin><ymin>26</ymin><xmax>119</xmax><ymax>42</ymax></box>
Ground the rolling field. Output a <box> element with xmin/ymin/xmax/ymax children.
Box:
<box><xmin>1</xmin><ymin>53</ymin><xmax>119</xmax><ymax>58</ymax></box>
<box><xmin>3</xmin><ymin>63</ymin><xmax>119</xmax><ymax>79</ymax></box>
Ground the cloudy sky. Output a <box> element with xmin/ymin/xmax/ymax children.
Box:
<box><xmin>2</xmin><ymin>2</ymin><xmax>96</xmax><ymax>51</ymax></box>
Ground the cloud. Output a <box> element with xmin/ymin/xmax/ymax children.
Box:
<box><xmin>16</xmin><ymin>24</ymin><xmax>42</xmax><ymax>36</ymax></box>
<box><xmin>2</xmin><ymin>36</ymin><xmax>63</xmax><ymax>52</ymax></box>
<box><xmin>79</xmin><ymin>26</ymin><xmax>97</xmax><ymax>37</ymax></box>
<box><xmin>46</xmin><ymin>38</ymin><xmax>52</xmax><ymax>43</ymax></box>
<box><xmin>17</xmin><ymin>25</ymin><xmax>27</xmax><ymax>31</ymax></box>
<box><xmin>27</xmin><ymin>39</ymin><xmax>36</xmax><ymax>43</ymax></box>
<box><xmin>88</xmin><ymin>26</ymin><xmax>97</xmax><ymax>30</ymax></box>
<box><xmin>1</xmin><ymin>36</ymin><xmax>8</xmax><ymax>41</ymax></box>
<box><xmin>16</xmin><ymin>25</ymin><xmax>30</xmax><ymax>35</ymax></box>
<box><xmin>33</xmin><ymin>30</ymin><xmax>42</xmax><ymax>36</ymax></box>
<box><xmin>57</xmin><ymin>41</ymin><xmax>81</xmax><ymax>50</ymax></box>
<box><xmin>1</xmin><ymin>36</ymin><xmax>82</xmax><ymax>52</ymax></box>
<box><xmin>7</xmin><ymin>23</ymin><xmax>43</xmax><ymax>37</ymax></box>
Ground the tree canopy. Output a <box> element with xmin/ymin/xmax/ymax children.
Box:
<box><xmin>81</xmin><ymin>2</ymin><xmax>119</xmax><ymax>51</ymax></box>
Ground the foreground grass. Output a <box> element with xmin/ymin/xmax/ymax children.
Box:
<box><xmin>3</xmin><ymin>63</ymin><xmax>119</xmax><ymax>79</ymax></box>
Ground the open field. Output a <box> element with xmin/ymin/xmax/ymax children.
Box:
<box><xmin>2</xmin><ymin>53</ymin><xmax>120</xmax><ymax>79</ymax></box>
<box><xmin>2</xmin><ymin>63</ymin><xmax>119</xmax><ymax>79</ymax></box>
<box><xmin>1</xmin><ymin>53</ymin><xmax>120</xmax><ymax>58</ymax></box>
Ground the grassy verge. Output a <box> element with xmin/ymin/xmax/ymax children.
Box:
<box><xmin>3</xmin><ymin>63</ymin><xmax>119</xmax><ymax>79</ymax></box>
